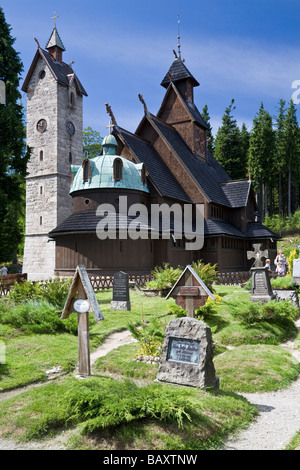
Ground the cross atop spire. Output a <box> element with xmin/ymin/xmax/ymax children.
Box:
<box><xmin>51</xmin><ymin>12</ymin><xmax>59</xmax><ymax>27</ymax></box>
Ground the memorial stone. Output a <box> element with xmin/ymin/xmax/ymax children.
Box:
<box><xmin>247</xmin><ymin>244</ymin><xmax>275</xmax><ymax>303</ymax></box>
<box><xmin>111</xmin><ymin>271</ymin><xmax>131</xmax><ymax>311</ymax></box>
<box><xmin>156</xmin><ymin>317</ymin><xmax>219</xmax><ymax>389</ymax></box>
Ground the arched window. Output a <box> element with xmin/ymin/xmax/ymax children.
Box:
<box><xmin>82</xmin><ymin>159</ymin><xmax>91</xmax><ymax>182</ymax></box>
<box><xmin>113</xmin><ymin>158</ymin><xmax>123</xmax><ymax>181</ymax></box>
<box><xmin>70</xmin><ymin>92</ymin><xmax>75</xmax><ymax>107</ymax></box>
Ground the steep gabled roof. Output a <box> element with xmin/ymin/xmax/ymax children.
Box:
<box><xmin>220</xmin><ymin>180</ymin><xmax>252</xmax><ymax>208</ymax></box>
<box><xmin>157</xmin><ymin>82</ymin><xmax>208</xmax><ymax>129</ymax></box>
<box><xmin>161</xmin><ymin>57</ymin><xmax>199</xmax><ymax>88</ymax></box>
<box><xmin>46</xmin><ymin>27</ymin><xmax>66</xmax><ymax>51</ymax></box>
<box><xmin>117</xmin><ymin>128</ymin><xmax>191</xmax><ymax>203</ymax></box>
<box><xmin>22</xmin><ymin>47</ymin><xmax>87</xmax><ymax>96</ymax></box>
<box><xmin>149</xmin><ymin>115</ymin><xmax>237</xmax><ymax>207</ymax></box>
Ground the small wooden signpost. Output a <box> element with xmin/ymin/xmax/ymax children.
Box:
<box><xmin>61</xmin><ymin>265</ymin><xmax>104</xmax><ymax>376</ymax></box>
<box><xmin>165</xmin><ymin>265</ymin><xmax>215</xmax><ymax>318</ymax></box>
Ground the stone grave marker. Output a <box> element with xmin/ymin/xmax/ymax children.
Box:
<box><xmin>156</xmin><ymin>317</ymin><xmax>219</xmax><ymax>390</ymax></box>
<box><xmin>61</xmin><ymin>265</ymin><xmax>104</xmax><ymax>376</ymax></box>
<box><xmin>165</xmin><ymin>265</ymin><xmax>215</xmax><ymax>317</ymax></box>
<box><xmin>247</xmin><ymin>244</ymin><xmax>275</xmax><ymax>303</ymax></box>
<box><xmin>111</xmin><ymin>271</ymin><xmax>131</xmax><ymax>311</ymax></box>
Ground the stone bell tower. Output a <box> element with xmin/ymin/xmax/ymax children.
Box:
<box><xmin>22</xmin><ymin>19</ymin><xmax>87</xmax><ymax>280</ymax></box>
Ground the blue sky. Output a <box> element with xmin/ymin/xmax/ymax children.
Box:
<box><xmin>2</xmin><ymin>0</ymin><xmax>300</xmax><ymax>137</ymax></box>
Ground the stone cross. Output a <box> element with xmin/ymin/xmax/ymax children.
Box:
<box><xmin>247</xmin><ymin>243</ymin><xmax>269</xmax><ymax>268</ymax></box>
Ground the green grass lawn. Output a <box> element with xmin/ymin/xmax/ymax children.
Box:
<box><xmin>0</xmin><ymin>284</ymin><xmax>299</xmax><ymax>450</ymax></box>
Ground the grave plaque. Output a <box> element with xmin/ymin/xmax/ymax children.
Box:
<box><xmin>167</xmin><ymin>337</ymin><xmax>200</xmax><ymax>365</ymax></box>
<box><xmin>111</xmin><ymin>271</ymin><xmax>131</xmax><ymax>310</ymax></box>
<box><xmin>156</xmin><ymin>317</ymin><xmax>219</xmax><ymax>390</ymax></box>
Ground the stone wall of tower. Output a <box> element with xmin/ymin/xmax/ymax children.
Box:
<box><xmin>22</xmin><ymin>54</ymin><xmax>83</xmax><ymax>280</ymax></box>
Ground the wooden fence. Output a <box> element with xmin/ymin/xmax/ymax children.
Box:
<box><xmin>0</xmin><ymin>270</ymin><xmax>278</xmax><ymax>295</ymax></box>
<box><xmin>0</xmin><ymin>273</ymin><xmax>27</xmax><ymax>296</ymax></box>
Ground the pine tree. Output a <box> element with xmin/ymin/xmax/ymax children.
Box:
<box><xmin>0</xmin><ymin>7</ymin><xmax>30</xmax><ymax>262</ymax></box>
<box><xmin>274</xmin><ymin>99</ymin><xmax>287</xmax><ymax>216</ymax></box>
<box><xmin>240</xmin><ymin>123</ymin><xmax>250</xmax><ymax>179</ymax></box>
<box><xmin>214</xmin><ymin>99</ymin><xmax>244</xmax><ymax>180</ymax></box>
<box><xmin>248</xmin><ymin>102</ymin><xmax>276</xmax><ymax>219</ymax></box>
<box><xmin>281</xmin><ymin>100</ymin><xmax>300</xmax><ymax>217</ymax></box>
<box><xmin>201</xmin><ymin>104</ymin><xmax>214</xmax><ymax>153</ymax></box>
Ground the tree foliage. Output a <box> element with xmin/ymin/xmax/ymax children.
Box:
<box><xmin>0</xmin><ymin>7</ymin><xmax>30</xmax><ymax>261</ymax></box>
<box><xmin>214</xmin><ymin>99</ymin><xmax>245</xmax><ymax>180</ymax></box>
<box><xmin>83</xmin><ymin>126</ymin><xmax>103</xmax><ymax>159</ymax></box>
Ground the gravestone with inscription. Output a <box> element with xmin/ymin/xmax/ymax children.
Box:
<box><xmin>156</xmin><ymin>317</ymin><xmax>219</xmax><ymax>390</ymax></box>
<box><xmin>111</xmin><ymin>271</ymin><xmax>131</xmax><ymax>311</ymax></box>
<box><xmin>247</xmin><ymin>244</ymin><xmax>275</xmax><ymax>303</ymax></box>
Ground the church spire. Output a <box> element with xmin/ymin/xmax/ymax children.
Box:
<box><xmin>46</xmin><ymin>13</ymin><xmax>65</xmax><ymax>63</ymax></box>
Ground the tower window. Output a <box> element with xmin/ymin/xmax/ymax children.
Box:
<box><xmin>39</xmin><ymin>150</ymin><xmax>43</xmax><ymax>162</ymax></box>
<box><xmin>113</xmin><ymin>158</ymin><xmax>123</xmax><ymax>181</ymax></box>
<box><xmin>40</xmin><ymin>186</ymin><xmax>43</xmax><ymax>195</ymax></box>
<box><xmin>70</xmin><ymin>92</ymin><xmax>75</xmax><ymax>106</ymax></box>
<box><xmin>69</xmin><ymin>152</ymin><xmax>72</xmax><ymax>163</ymax></box>
<box><xmin>40</xmin><ymin>216</ymin><xmax>43</xmax><ymax>225</ymax></box>
<box><xmin>39</xmin><ymin>70</ymin><xmax>46</xmax><ymax>79</ymax></box>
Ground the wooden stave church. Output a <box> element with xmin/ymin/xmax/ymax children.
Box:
<box><xmin>48</xmin><ymin>51</ymin><xmax>279</xmax><ymax>277</ymax></box>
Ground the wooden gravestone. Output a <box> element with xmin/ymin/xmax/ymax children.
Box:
<box><xmin>247</xmin><ymin>244</ymin><xmax>275</xmax><ymax>303</ymax></box>
<box><xmin>165</xmin><ymin>265</ymin><xmax>215</xmax><ymax>317</ymax></box>
<box><xmin>61</xmin><ymin>265</ymin><xmax>104</xmax><ymax>376</ymax></box>
<box><xmin>111</xmin><ymin>271</ymin><xmax>131</xmax><ymax>311</ymax></box>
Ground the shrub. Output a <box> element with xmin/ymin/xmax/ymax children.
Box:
<box><xmin>230</xmin><ymin>299</ymin><xmax>298</xmax><ymax>325</ymax></box>
<box><xmin>191</xmin><ymin>260</ymin><xmax>217</xmax><ymax>292</ymax></box>
<box><xmin>146</xmin><ymin>263</ymin><xmax>182</xmax><ymax>290</ymax></box>
<box><xmin>127</xmin><ymin>317</ymin><xmax>166</xmax><ymax>357</ymax></box>
<box><xmin>167</xmin><ymin>303</ymin><xmax>186</xmax><ymax>318</ymax></box>
<box><xmin>9</xmin><ymin>277</ymin><xmax>72</xmax><ymax>308</ymax></box>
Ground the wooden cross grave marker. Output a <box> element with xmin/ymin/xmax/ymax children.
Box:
<box><xmin>165</xmin><ymin>265</ymin><xmax>215</xmax><ymax>318</ymax></box>
<box><xmin>247</xmin><ymin>243</ymin><xmax>269</xmax><ymax>268</ymax></box>
<box><xmin>61</xmin><ymin>265</ymin><xmax>104</xmax><ymax>376</ymax></box>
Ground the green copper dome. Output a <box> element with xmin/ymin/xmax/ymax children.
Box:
<box><xmin>70</xmin><ymin>134</ymin><xmax>149</xmax><ymax>194</ymax></box>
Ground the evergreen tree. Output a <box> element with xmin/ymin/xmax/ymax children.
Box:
<box><xmin>214</xmin><ymin>99</ymin><xmax>244</xmax><ymax>180</ymax></box>
<box><xmin>281</xmin><ymin>100</ymin><xmax>300</xmax><ymax>217</ymax></box>
<box><xmin>240</xmin><ymin>123</ymin><xmax>250</xmax><ymax>179</ymax></box>
<box><xmin>274</xmin><ymin>99</ymin><xmax>287</xmax><ymax>216</ymax></box>
<box><xmin>201</xmin><ymin>104</ymin><xmax>214</xmax><ymax>153</ymax></box>
<box><xmin>0</xmin><ymin>7</ymin><xmax>30</xmax><ymax>261</ymax></box>
<box><xmin>248</xmin><ymin>102</ymin><xmax>276</xmax><ymax>219</ymax></box>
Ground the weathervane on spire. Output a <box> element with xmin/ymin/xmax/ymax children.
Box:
<box><xmin>177</xmin><ymin>14</ymin><xmax>181</xmax><ymax>59</ymax></box>
<box><xmin>52</xmin><ymin>12</ymin><xmax>59</xmax><ymax>27</ymax></box>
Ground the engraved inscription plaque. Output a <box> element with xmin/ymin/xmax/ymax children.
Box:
<box><xmin>167</xmin><ymin>337</ymin><xmax>200</xmax><ymax>365</ymax></box>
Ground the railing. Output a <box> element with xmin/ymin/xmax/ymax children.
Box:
<box><xmin>89</xmin><ymin>273</ymin><xmax>153</xmax><ymax>290</ymax></box>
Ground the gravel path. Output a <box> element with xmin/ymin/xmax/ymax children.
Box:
<box><xmin>222</xmin><ymin>318</ymin><xmax>300</xmax><ymax>450</ymax></box>
<box><xmin>0</xmin><ymin>323</ymin><xmax>300</xmax><ymax>451</ymax></box>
